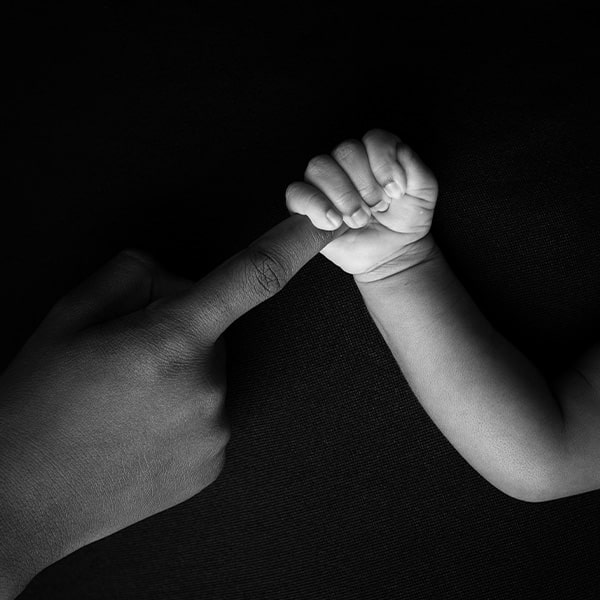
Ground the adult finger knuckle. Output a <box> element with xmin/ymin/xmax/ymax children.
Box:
<box><xmin>331</xmin><ymin>139</ymin><xmax>361</xmax><ymax>163</ymax></box>
<box><xmin>99</xmin><ymin>329</ymin><xmax>164</xmax><ymax>382</ymax></box>
<box><xmin>305</xmin><ymin>154</ymin><xmax>331</xmax><ymax>179</ymax></box>
<box><xmin>246</xmin><ymin>247</ymin><xmax>289</xmax><ymax>297</ymax></box>
<box><xmin>149</xmin><ymin>309</ymin><xmax>200</xmax><ymax>367</ymax></box>
<box><xmin>179</xmin><ymin>382</ymin><xmax>227</xmax><ymax>431</ymax></box>
<box><xmin>113</xmin><ymin>310</ymin><xmax>195</xmax><ymax>380</ymax></box>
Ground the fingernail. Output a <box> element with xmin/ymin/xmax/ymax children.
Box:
<box><xmin>384</xmin><ymin>181</ymin><xmax>404</xmax><ymax>199</ymax></box>
<box><xmin>347</xmin><ymin>206</ymin><xmax>371</xmax><ymax>228</ymax></box>
<box><xmin>326</xmin><ymin>209</ymin><xmax>343</xmax><ymax>228</ymax></box>
<box><xmin>371</xmin><ymin>197</ymin><xmax>391</xmax><ymax>213</ymax></box>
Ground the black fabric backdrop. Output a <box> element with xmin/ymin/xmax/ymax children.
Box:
<box><xmin>9</xmin><ymin>2</ymin><xmax>600</xmax><ymax>598</ymax></box>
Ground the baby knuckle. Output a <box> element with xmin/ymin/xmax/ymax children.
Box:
<box><xmin>288</xmin><ymin>185</ymin><xmax>323</xmax><ymax>215</ymax></box>
<box><xmin>331</xmin><ymin>139</ymin><xmax>361</xmax><ymax>163</ymax></box>
<box><xmin>303</xmin><ymin>189</ymin><xmax>324</xmax><ymax>211</ymax></box>
<box><xmin>357</xmin><ymin>184</ymin><xmax>381</xmax><ymax>204</ymax></box>
<box><xmin>371</xmin><ymin>161</ymin><xmax>393</xmax><ymax>180</ymax></box>
<box><xmin>336</xmin><ymin>188</ymin><xmax>360</xmax><ymax>208</ymax></box>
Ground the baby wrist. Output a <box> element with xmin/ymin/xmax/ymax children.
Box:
<box><xmin>353</xmin><ymin>233</ymin><xmax>441</xmax><ymax>284</ymax></box>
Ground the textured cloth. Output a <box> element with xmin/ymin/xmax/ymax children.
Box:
<box><xmin>10</xmin><ymin>2</ymin><xmax>600</xmax><ymax>599</ymax></box>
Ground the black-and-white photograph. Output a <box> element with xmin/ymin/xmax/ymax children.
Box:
<box><xmin>4</xmin><ymin>2</ymin><xmax>600</xmax><ymax>598</ymax></box>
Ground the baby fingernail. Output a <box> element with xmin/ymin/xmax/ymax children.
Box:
<box><xmin>372</xmin><ymin>197</ymin><xmax>391</xmax><ymax>213</ymax></box>
<box><xmin>326</xmin><ymin>209</ymin><xmax>343</xmax><ymax>228</ymax></box>
<box><xmin>384</xmin><ymin>181</ymin><xmax>404</xmax><ymax>199</ymax></box>
<box><xmin>347</xmin><ymin>206</ymin><xmax>371</xmax><ymax>228</ymax></box>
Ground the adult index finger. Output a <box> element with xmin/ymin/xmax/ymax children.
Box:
<box><xmin>162</xmin><ymin>214</ymin><xmax>346</xmax><ymax>343</ymax></box>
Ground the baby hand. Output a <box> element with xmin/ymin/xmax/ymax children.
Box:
<box><xmin>286</xmin><ymin>129</ymin><xmax>438</xmax><ymax>281</ymax></box>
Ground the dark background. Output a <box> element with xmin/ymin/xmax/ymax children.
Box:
<box><xmin>9</xmin><ymin>1</ymin><xmax>600</xmax><ymax>598</ymax></box>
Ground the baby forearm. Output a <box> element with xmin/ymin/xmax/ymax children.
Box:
<box><xmin>355</xmin><ymin>239</ymin><xmax>567</xmax><ymax>501</ymax></box>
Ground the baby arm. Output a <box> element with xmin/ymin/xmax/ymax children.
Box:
<box><xmin>287</xmin><ymin>129</ymin><xmax>600</xmax><ymax>502</ymax></box>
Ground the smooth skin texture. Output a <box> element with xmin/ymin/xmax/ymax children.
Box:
<box><xmin>287</xmin><ymin>128</ymin><xmax>600</xmax><ymax>503</ymax></box>
<box><xmin>0</xmin><ymin>215</ymin><xmax>341</xmax><ymax>600</ymax></box>
<box><xmin>286</xmin><ymin>129</ymin><xmax>437</xmax><ymax>279</ymax></box>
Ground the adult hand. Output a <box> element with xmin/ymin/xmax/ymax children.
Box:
<box><xmin>0</xmin><ymin>215</ymin><xmax>338</xmax><ymax>600</ymax></box>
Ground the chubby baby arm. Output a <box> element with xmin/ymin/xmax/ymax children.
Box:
<box><xmin>287</xmin><ymin>129</ymin><xmax>600</xmax><ymax>502</ymax></box>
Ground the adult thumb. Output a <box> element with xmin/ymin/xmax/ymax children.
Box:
<box><xmin>159</xmin><ymin>214</ymin><xmax>345</xmax><ymax>343</ymax></box>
